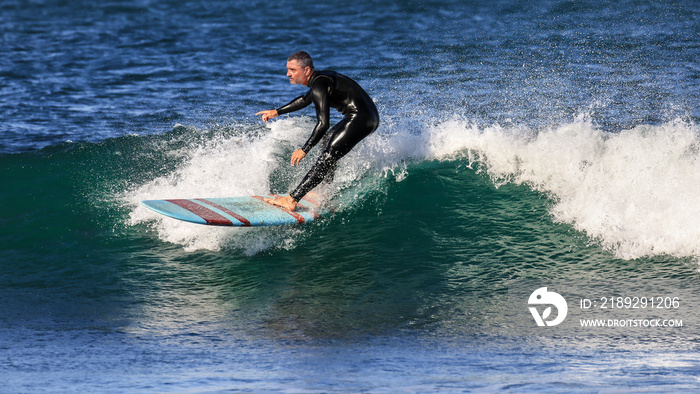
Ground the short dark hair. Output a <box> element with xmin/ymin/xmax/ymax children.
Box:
<box><xmin>287</xmin><ymin>51</ymin><xmax>314</xmax><ymax>69</ymax></box>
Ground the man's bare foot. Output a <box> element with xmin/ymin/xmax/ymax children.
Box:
<box><xmin>264</xmin><ymin>195</ymin><xmax>297</xmax><ymax>211</ymax></box>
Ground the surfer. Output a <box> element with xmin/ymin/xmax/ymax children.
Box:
<box><xmin>256</xmin><ymin>51</ymin><xmax>380</xmax><ymax>211</ymax></box>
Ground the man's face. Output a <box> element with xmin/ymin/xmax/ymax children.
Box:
<box><xmin>286</xmin><ymin>60</ymin><xmax>312</xmax><ymax>86</ymax></box>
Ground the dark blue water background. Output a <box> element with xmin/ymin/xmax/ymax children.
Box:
<box><xmin>2</xmin><ymin>0</ymin><xmax>700</xmax><ymax>391</ymax></box>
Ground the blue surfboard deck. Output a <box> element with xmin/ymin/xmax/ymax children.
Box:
<box><xmin>140</xmin><ymin>194</ymin><xmax>324</xmax><ymax>226</ymax></box>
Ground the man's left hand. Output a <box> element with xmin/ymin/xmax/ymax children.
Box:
<box><xmin>291</xmin><ymin>149</ymin><xmax>306</xmax><ymax>166</ymax></box>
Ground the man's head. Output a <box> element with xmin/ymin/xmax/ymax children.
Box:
<box><xmin>286</xmin><ymin>51</ymin><xmax>314</xmax><ymax>86</ymax></box>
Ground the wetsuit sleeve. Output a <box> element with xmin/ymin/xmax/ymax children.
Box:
<box><xmin>276</xmin><ymin>92</ymin><xmax>312</xmax><ymax>115</ymax></box>
<box><xmin>300</xmin><ymin>77</ymin><xmax>332</xmax><ymax>153</ymax></box>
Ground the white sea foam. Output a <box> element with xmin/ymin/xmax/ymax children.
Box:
<box><xmin>126</xmin><ymin>117</ymin><xmax>417</xmax><ymax>252</ymax></box>
<box><xmin>128</xmin><ymin>112</ymin><xmax>700</xmax><ymax>259</ymax></box>
<box><xmin>427</xmin><ymin>115</ymin><xmax>700</xmax><ymax>260</ymax></box>
<box><xmin>127</xmin><ymin>119</ymin><xmax>302</xmax><ymax>252</ymax></box>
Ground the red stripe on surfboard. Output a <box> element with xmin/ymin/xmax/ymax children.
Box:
<box><xmin>299</xmin><ymin>196</ymin><xmax>321</xmax><ymax>219</ymax></box>
<box><xmin>253</xmin><ymin>195</ymin><xmax>305</xmax><ymax>224</ymax></box>
<box><xmin>167</xmin><ymin>199</ymin><xmax>233</xmax><ymax>226</ymax></box>
<box><xmin>301</xmin><ymin>195</ymin><xmax>319</xmax><ymax>206</ymax></box>
<box><xmin>195</xmin><ymin>198</ymin><xmax>251</xmax><ymax>227</ymax></box>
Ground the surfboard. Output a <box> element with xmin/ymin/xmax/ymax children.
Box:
<box><xmin>140</xmin><ymin>194</ymin><xmax>324</xmax><ymax>226</ymax></box>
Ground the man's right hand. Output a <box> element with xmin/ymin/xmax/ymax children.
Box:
<box><xmin>256</xmin><ymin>109</ymin><xmax>278</xmax><ymax>123</ymax></box>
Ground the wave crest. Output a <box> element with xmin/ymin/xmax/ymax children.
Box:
<box><xmin>427</xmin><ymin>115</ymin><xmax>700</xmax><ymax>259</ymax></box>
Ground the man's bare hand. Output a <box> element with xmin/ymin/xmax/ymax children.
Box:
<box><xmin>291</xmin><ymin>149</ymin><xmax>306</xmax><ymax>166</ymax></box>
<box><xmin>256</xmin><ymin>109</ymin><xmax>279</xmax><ymax>123</ymax></box>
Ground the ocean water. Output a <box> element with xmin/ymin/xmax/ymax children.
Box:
<box><xmin>2</xmin><ymin>0</ymin><xmax>700</xmax><ymax>391</ymax></box>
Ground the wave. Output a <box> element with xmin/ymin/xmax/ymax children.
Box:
<box><xmin>125</xmin><ymin>118</ymin><xmax>417</xmax><ymax>253</ymax></box>
<box><xmin>118</xmin><ymin>113</ymin><xmax>700</xmax><ymax>260</ymax></box>
<box><xmin>427</xmin><ymin>115</ymin><xmax>700</xmax><ymax>260</ymax></box>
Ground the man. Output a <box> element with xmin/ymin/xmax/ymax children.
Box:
<box><xmin>256</xmin><ymin>51</ymin><xmax>380</xmax><ymax>211</ymax></box>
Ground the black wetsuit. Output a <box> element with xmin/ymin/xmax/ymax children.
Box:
<box><xmin>276</xmin><ymin>70</ymin><xmax>379</xmax><ymax>202</ymax></box>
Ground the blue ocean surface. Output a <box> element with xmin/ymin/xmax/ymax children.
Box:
<box><xmin>2</xmin><ymin>0</ymin><xmax>700</xmax><ymax>391</ymax></box>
